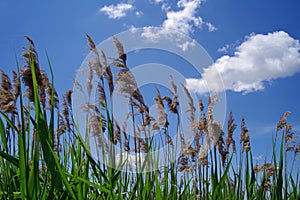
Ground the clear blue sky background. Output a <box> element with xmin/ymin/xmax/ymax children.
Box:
<box><xmin>1</xmin><ymin>0</ymin><xmax>300</xmax><ymax>163</ymax></box>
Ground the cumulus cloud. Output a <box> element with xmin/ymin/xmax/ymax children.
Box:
<box><xmin>141</xmin><ymin>0</ymin><xmax>216</xmax><ymax>51</ymax></box>
<box><xmin>100</xmin><ymin>3</ymin><xmax>133</xmax><ymax>19</ymax></box>
<box><xmin>157</xmin><ymin>0</ymin><xmax>216</xmax><ymax>35</ymax></box>
<box><xmin>186</xmin><ymin>31</ymin><xmax>300</xmax><ymax>94</ymax></box>
<box><xmin>162</xmin><ymin>0</ymin><xmax>205</xmax><ymax>35</ymax></box>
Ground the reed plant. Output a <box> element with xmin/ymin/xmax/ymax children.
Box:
<box><xmin>0</xmin><ymin>36</ymin><xmax>299</xmax><ymax>199</ymax></box>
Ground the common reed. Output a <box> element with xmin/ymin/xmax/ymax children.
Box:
<box><xmin>0</xmin><ymin>36</ymin><xmax>299</xmax><ymax>200</ymax></box>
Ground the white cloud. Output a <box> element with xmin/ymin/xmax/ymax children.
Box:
<box><xmin>135</xmin><ymin>11</ymin><xmax>143</xmax><ymax>17</ymax></box>
<box><xmin>154</xmin><ymin>0</ymin><xmax>165</xmax><ymax>3</ymax></box>
<box><xmin>100</xmin><ymin>3</ymin><xmax>133</xmax><ymax>19</ymax></box>
<box><xmin>141</xmin><ymin>0</ymin><xmax>216</xmax><ymax>51</ymax></box>
<box><xmin>178</xmin><ymin>40</ymin><xmax>196</xmax><ymax>51</ymax></box>
<box><xmin>162</xmin><ymin>0</ymin><xmax>204</xmax><ymax>35</ymax></box>
<box><xmin>206</xmin><ymin>22</ymin><xmax>217</xmax><ymax>32</ymax></box>
<box><xmin>217</xmin><ymin>44</ymin><xmax>231</xmax><ymax>53</ymax></box>
<box><xmin>161</xmin><ymin>0</ymin><xmax>216</xmax><ymax>35</ymax></box>
<box><xmin>186</xmin><ymin>31</ymin><xmax>300</xmax><ymax>94</ymax></box>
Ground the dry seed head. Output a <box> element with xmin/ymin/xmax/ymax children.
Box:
<box><xmin>199</xmin><ymin>99</ymin><xmax>204</xmax><ymax>112</ymax></box>
<box><xmin>198</xmin><ymin>144</ymin><xmax>209</xmax><ymax>166</ymax></box>
<box><xmin>285</xmin><ymin>124</ymin><xmax>292</xmax><ymax>134</ymax></box>
<box><xmin>137</xmin><ymin>137</ymin><xmax>148</xmax><ymax>153</ymax></box>
<box><xmin>62</xmin><ymin>95</ymin><xmax>71</xmax><ymax>132</ymax></box>
<box><xmin>162</xmin><ymin>96</ymin><xmax>178</xmax><ymax>114</ymax></box>
<box><xmin>169</xmin><ymin>75</ymin><xmax>178</xmax><ymax>98</ymax></box>
<box><xmin>21</xmin><ymin>38</ymin><xmax>47</xmax><ymax>104</ymax></box>
<box><xmin>87</xmin><ymin>65</ymin><xmax>93</xmax><ymax>98</ymax></box>
<box><xmin>12</xmin><ymin>70</ymin><xmax>21</xmax><ymax>100</ymax></box>
<box><xmin>207</xmin><ymin>94</ymin><xmax>218</xmax><ymax>124</ymax></box>
<box><xmin>240</xmin><ymin>117</ymin><xmax>251</xmax><ymax>152</ymax></box>
<box><xmin>58</xmin><ymin>113</ymin><xmax>67</xmax><ymax>134</ymax></box>
<box><xmin>295</xmin><ymin>142</ymin><xmax>300</xmax><ymax>155</ymax></box>
<box><xmin>153</xmin><ymin>89</ymin><xmax>168</xmax><ymax>129</ymax></box>
<box><xmin>266</xmin><ymin>164</ymin><xmax>275</xmax><ymax>177</ymax></box>
<box><xmin>0</xmin><ymin>71</ymin><xmax>17</xmax><ymax>114</ymax></box>
<box><xmin>40</xmin><ymin>71</ymin><xmax>49</xmax><ymax>108</ymax></box>
<box><xmin>89</xmin><ymin>60</ymin><xmax>102</xmax><ymax>81</ymax></box>
<box><xmin>208</xmin><ymin>121</ymin><xmax>223</xmax><ymax>146</ymax></box>
<box><xmin>89</xmin><ymin>111</ymin><xmax>106</xmax><ymax>139</ymax></box>
<box><xmin>0</xmin><ymin>70</ymin><xmax>12</xmax><ymax>91</ymax></box>
<box><xmin>181</xmin><ymin>84</ymin><xmax>198</xmax><ymax>135</ymax></box>
<box><xmin>277</xmin><ymin>111</ymin><xmax>291</xmax><ymax>131</ymax></box>
<box><xmin>285</xmin><ymin>132</ymin><xmax>297</xmax><ymax>143</ymax></box>
<box><xmin>164</xmin><ymin>132</ymin><xmax>174</xmax><ymax>147</ymax></box>
<box><xmin>187</xmin><ymin>146</ymin><xmax>198</xmax><ymax>162</ymax></box>
<box><xmin>112</xmin><ymin>36</ymin><xmax>124</xmax><ymax>57</ymax></box>
<box><xmin>65</xmin><ymin>90</ymin><xmax>73</xmax><ymax>107</ymax></box>
<box><xmin>43</xmin><ymin>73</ymin><xmax>59</xmax><ymax>109</ymax></box>
<box><xmin>24</xmin><ymin>36</ymin><xmax>35</xmax><ymax>47</ymax></box>
<box><xmin>100</xmin><ymin>50</ymin><xmax>108</xmax><ymax>68</ymax></box>
<box><xmin>99</xmin><ymin>50</ymin><xmax>114</xmax><ymax>96</ymax></box>
<box><xmin>97</xmin><ymin>82</ymin><xmax>106</xmax><ymax>108</ymax></box>
<box><xmin>199</xmin><ymin>113</ymin><xmax>208</xmax><ymax>132</ymax></box>
<box><xmin>178</xmin><ymin>155</ymin><xmax>189</xmax><ymax>172</ymax></box>
<box><xmin>114</xmin><ymin>120</ymin><xmax>121</xmax><ymax>144</ymax></box>
<box><xmin>73</xmin><ymin>79</ymin><xmax>84</xmax><ymax>94</ymax></box>
<box><xmin>20</xmin><ymin>66</ymin><xmax>34</xmax><ymax>102</ymax></box>
<box><xmin>285</xmin><ymin>145</ymin><xmax>294</xmax><ymax>152</ymax></box>
<box><xmin>226</xmin><ymin>111</ymin><xmax>237</xmax><ymax>153</ymax></box>
<box><xmin>112</xmin><ymin>36</ymin><xmax>126</xmax><ymax>63</ymax></box>
<box><xmin>142</xmin><ymin>105</ymin><xmax>152</xmax><ymax>126</ymax></box>
<box><xmin>86</xmin><ymin>34</ymin><xmax>97</xmax><ymax>54</ymax></box>
<box><xmin>116</xmin><ymin>69</ymin><xmax>141</xmax><ymax>104</ymax></box>
<box><xmin>257</xmin><ymin>163</ymin><xmax>273</xmax><ymax>172</ymax></box>
<box><xmin>113</xmin><ymin>60</ymin><xmax>126</xmax><ymax>68</ymax></box>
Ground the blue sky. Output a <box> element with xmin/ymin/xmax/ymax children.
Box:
<box><xmin>1</xmin><ymin>0</ymin><xmax>300</xmax><ymax>163</ymax></box>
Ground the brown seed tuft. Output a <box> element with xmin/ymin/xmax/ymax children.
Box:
<box><xmin>0</xmin><ymin>70</ymin><xmax>17</xmax><ymax>114</ymax></box>
<box><xmin>226</xmin><ymin>111</ymin><xmax>236</xmax><ymax>153</ymax></box>
<box><xmin>277</xmin><ymin>111</ymin><xmax>291</xmax><ymax>131</ymax></box>
<box><xmin>112</xmin><ymin>36</ymin><xmax>126</xmax><ymax>64</ymax></box>
<box><xmin>86</xmin><ymin>34</ymin><xmax>97</xmax><ymax>54</ymax></box>
<box><xmin>240</xmin><ymin>117</ymin><xmax>251</xmax><ymax>153</ymax></box>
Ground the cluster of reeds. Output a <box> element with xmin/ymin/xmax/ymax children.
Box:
<box><xmin>0</xmin><ymin>36</ymin><xmax>299</xmax><ymax>199</ymax></box>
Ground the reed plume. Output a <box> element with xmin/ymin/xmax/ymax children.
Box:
<box><xmin>12</xmin><ymin>70</ymin><xmax>20</xmax><ymax>100</ymax></box>
<box><xmin>152</xmin><ymin>89</ymin><xmax>168</xmax><ymax>130</ymax></box>
<box><xmin>114</xmin><ymin>120</ymin><xmax>121</xmax><ymax>145</ymax></box>
<box><xmin>21</xmin><ymin>36</ymin><xmax>43</xmax><ymax>102</ymax></box>
<box><xmin>100</xmin><ymin>50</ymin><xmax>114</xmax><ymax>96</ymax></box>
<box><xmin>181</xmin><ymin>83</ymin><xmax>197</xmax><ymax>134</ymax></box>
<box><xmin>21</xmin><ymin>36</ymin><xmax>58</xmax><ymax>109</ymax></box>
<box><xmin>0</xmin><ymin>70</ymin><xmax>17</xmax><ymax>114</ymax></box>
<box><xmin>277</xmin><ymin>111</ymin><xmax>291</xmax><ymax>132</ymax></box>
<box><xmin>226</xmin><ymin>111</ymin><xmax>236</xmax><ymax>153</ymax></box>
<box><xmin>112</xmin><ymin>36</ymin><xmax>126</xmax><ymax>64</ymax></box>
<box><xmin>240</xmin><ymin>117</ymin><xmax>251</xmax><ymax>153</ymax></box>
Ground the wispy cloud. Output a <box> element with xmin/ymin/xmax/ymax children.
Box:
<box><xmin>153</xmin><ymin>0</ymin><xmax>165</xmax><ymax>3</ymax></box>
<box><xmin>135</xmin><ymin>11</ymin><xmax>143</xmax><ymax>17</ymax></box>
<box><xmin>186</xmin><ymin>31</ymin><xmax>300</xmax><ymax>94</ymax></box>
<box><xmin>161</xmin><ymin>0</ymin><xmax>211</xmax><ymax>35</ymax></box>
<box><xmin>100</xmin><ymin>3</ymin><xmax>134</xmax><ymax>19</ymax></box>
<box><xmin>141</xmin><ymin>0</ymin><xmax>216</xmax><ymax>51</ymax></box>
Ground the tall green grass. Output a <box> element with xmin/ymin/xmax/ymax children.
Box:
<box><xmin>0</xmin><ymin>36</ymin><xmax>299</xmax><ymax>199</ymax></box>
